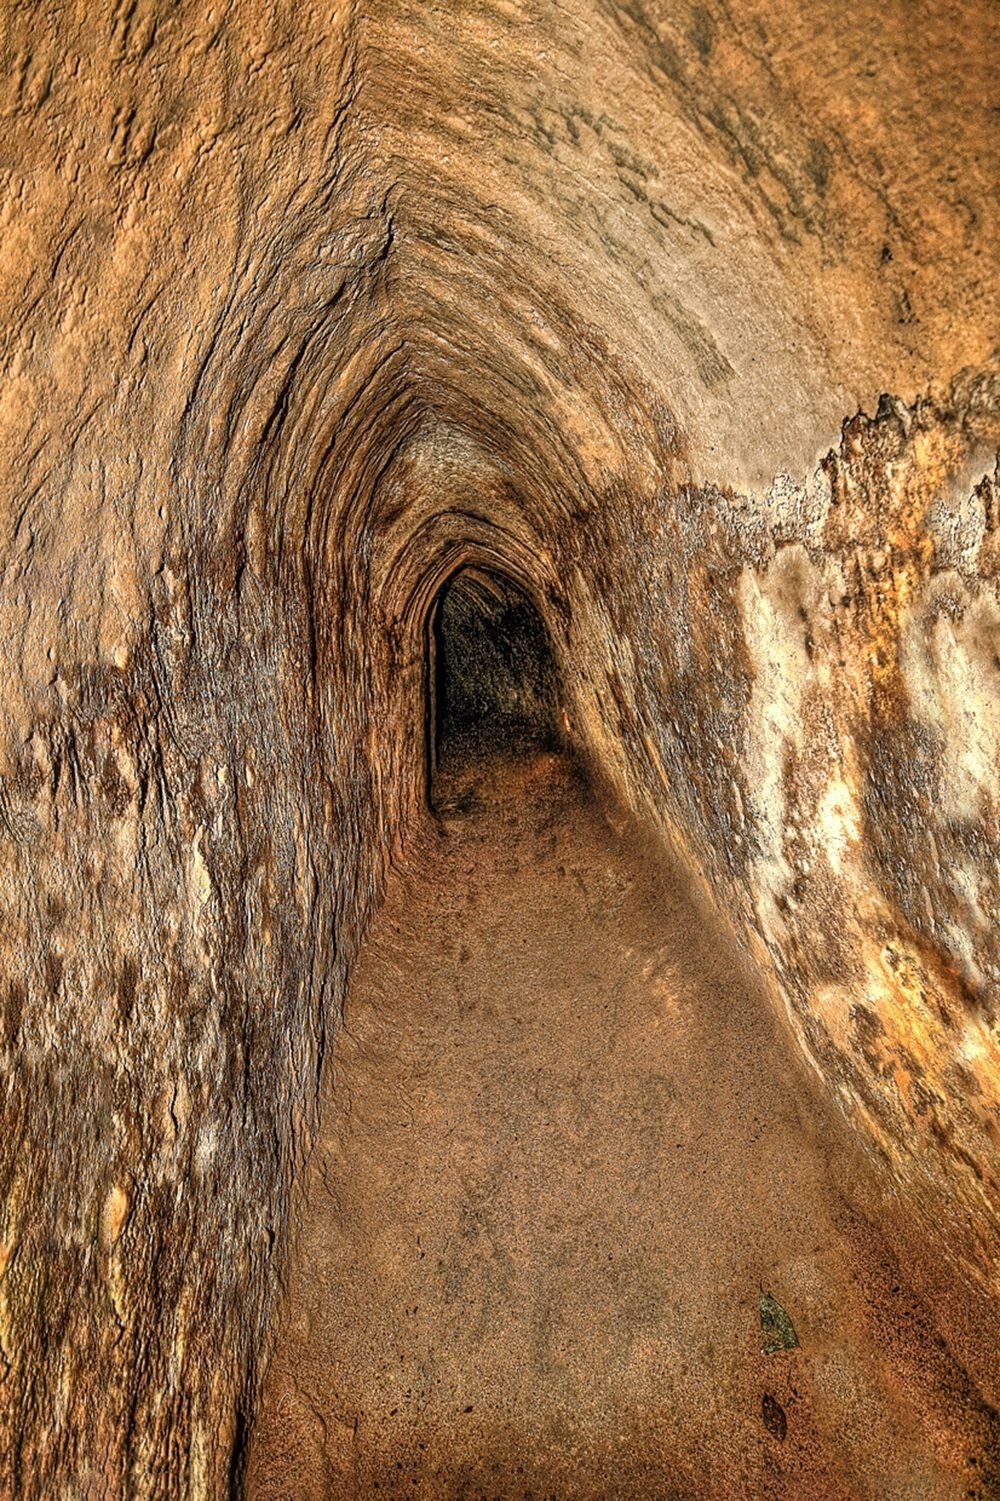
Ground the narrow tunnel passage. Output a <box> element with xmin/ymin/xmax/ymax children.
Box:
<box><xmin>246</xmin><ymin>727</ymin><xmax>996</xmax><ymax>1497</ymax></box>
<box><xmin>427</xmin><ymin>568</ymin><xmax>564</xmax><ymax>784</ymax></box>
<box><xmin>5</xmin><ymin>1</ymin><xmax>999</xmax><ymax>1492</ymax></box>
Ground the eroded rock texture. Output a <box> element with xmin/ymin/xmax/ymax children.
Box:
<box><xmin>0</xmin><ymin>0</ymin><xmax>997</xmax><ymax>1494</ymax></box>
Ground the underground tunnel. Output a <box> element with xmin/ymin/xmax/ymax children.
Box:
<box><xmin>427</xmin><ymin>567</ymin><xmax>564</xmax><ymax>778</ymax></box>
<box><xmin>2</xmin><ymin>1</ymin><xmax>998</xmax><ymax>1499</ymax></box>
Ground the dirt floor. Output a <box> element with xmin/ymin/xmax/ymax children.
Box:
<box><xmin>245</xmin><ymin>750</ymin><xmax>998</xmax><ymax>1500</ymax></box>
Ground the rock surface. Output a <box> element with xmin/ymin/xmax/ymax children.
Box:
<box><xmin>0</xmin><ymin>0</ymin><xmax>997</xmax><ymax>1494</ymax></box>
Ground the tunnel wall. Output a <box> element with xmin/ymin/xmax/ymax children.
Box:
<box><xmin>0</xmin><ymin>0</ymin><xmax>996</xmax><ymax>1491</ymax></box>
<box><xmin>559</xmin><ymin>383</ymin><xmax>1000</xmax><ymax>1305</ymax></box>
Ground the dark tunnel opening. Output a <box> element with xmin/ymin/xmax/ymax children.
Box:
<box><xmin>426</xmin><ymin>567</ymin><xmax>564</xmax><ymax>780</ymax></box>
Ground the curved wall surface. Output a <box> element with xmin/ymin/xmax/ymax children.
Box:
<box><xmin>0</xmin><ymin>0</ymin><xmax>996</xmax><ymax>1492</ymax></box>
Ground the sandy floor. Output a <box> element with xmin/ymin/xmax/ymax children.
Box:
<box><xmin>246</xmin><ymin>752</ymin><xmax>998</xmax><ymax>1499</ymax></box>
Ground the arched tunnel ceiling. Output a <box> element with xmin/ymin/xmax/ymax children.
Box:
<box><xmin>360</xmin><ymin>0</ymin><xmax>997</xmax><ymax>486</ymax></box>
<box><xmin>4</xmin><ymin>0</ymin><xmax>995</xmax><ymax>507</ymax></box>
<box><xmin>0</xmin><ymin>1</ymin><xmax>998</xmax><ymax>1493</ymax></box>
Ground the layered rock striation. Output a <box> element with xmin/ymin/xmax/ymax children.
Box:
<box><xmin>0</xmin><ymin>0</ymin><xmax>997</xmax><ymax>1492</ymax></box>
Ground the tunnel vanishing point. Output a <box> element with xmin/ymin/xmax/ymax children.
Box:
<box><xmin>1</xmin><ymin>1</ymin><xmax>999</xmax><ymax>1497</ymax></box>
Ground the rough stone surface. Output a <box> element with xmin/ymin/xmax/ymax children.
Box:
<box><xmin>0</xmin><ymin>0</ymin><xmax>997</xmax><ymax>1495</ymax></box>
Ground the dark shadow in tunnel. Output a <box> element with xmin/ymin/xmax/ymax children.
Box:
<box><xmin>426</xmin><ymin>567</ymin><xmax>564</xmax><ymax>786</ymax></box>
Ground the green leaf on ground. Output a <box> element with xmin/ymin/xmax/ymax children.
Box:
<box><xmin>760</xmin><ymin>1291</ymin><xmax>799</xmax><ymax>1353</ymax></box>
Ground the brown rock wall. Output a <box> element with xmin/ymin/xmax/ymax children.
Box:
<box><xmin>0</xmin><ymin>0</ymin><xmax>996</xmax><ymax>1491</ymax></box>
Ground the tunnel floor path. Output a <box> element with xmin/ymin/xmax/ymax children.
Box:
<box><xmin>247</xmin><ymin>751</ymin><xmax>995</xmax><ymax>1501</ymax></box>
